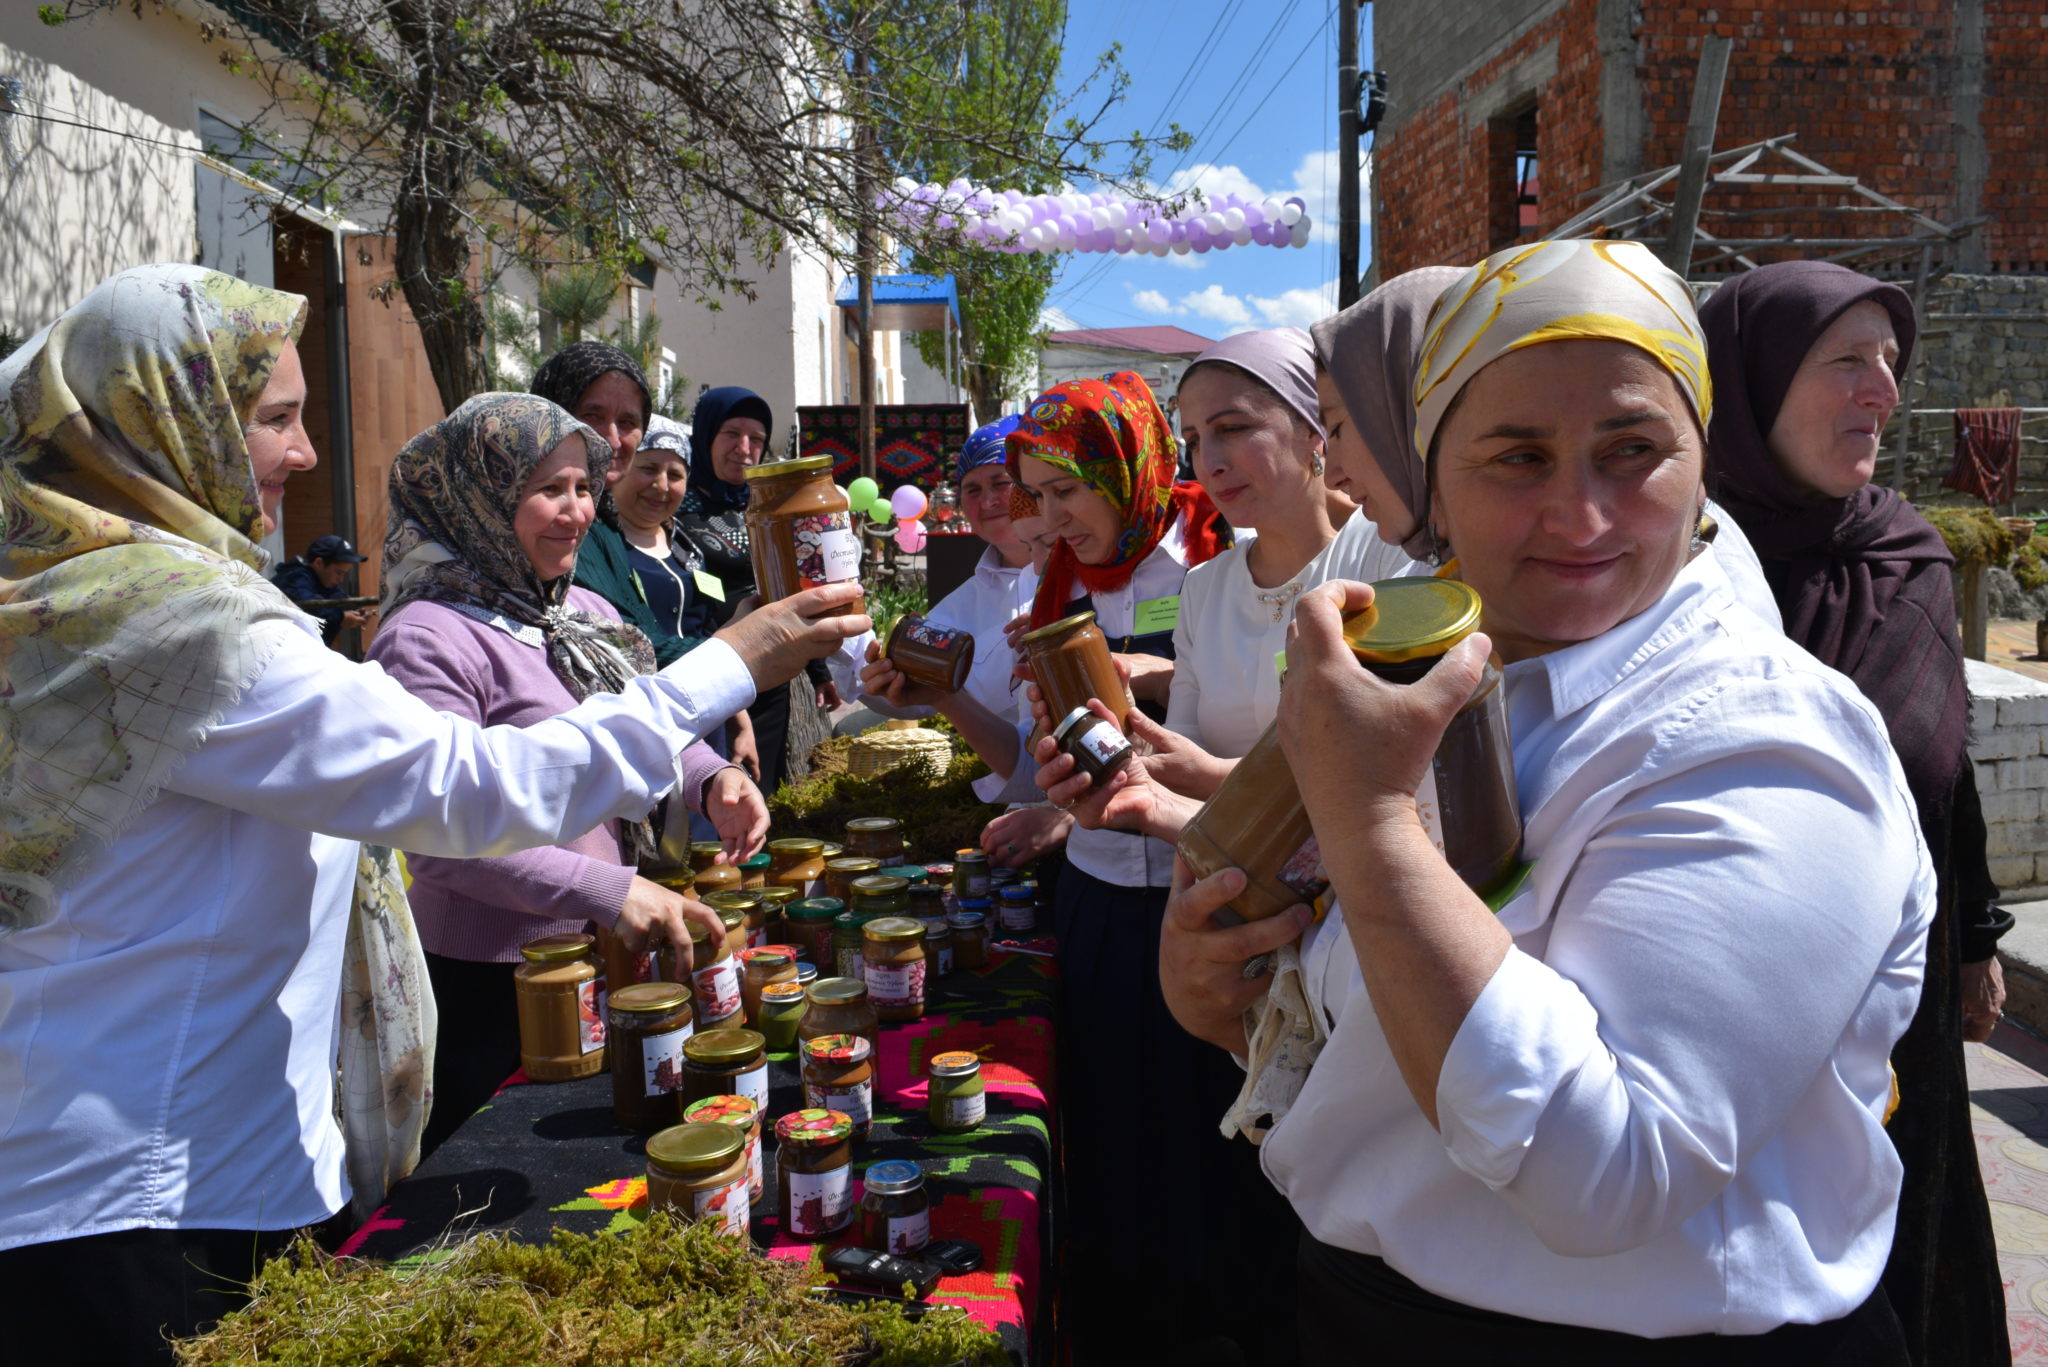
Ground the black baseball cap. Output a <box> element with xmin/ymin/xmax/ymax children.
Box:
<box><xmin>306</xmin><ymin>534</ymin><xmax>368</xmax><ymax>563</ymax></box>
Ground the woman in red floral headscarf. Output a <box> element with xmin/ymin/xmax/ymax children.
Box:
<box><xmin>1005</xmin><ymin>372</ymin><xmax>1274</xmax><ymax>1357</ymax></box>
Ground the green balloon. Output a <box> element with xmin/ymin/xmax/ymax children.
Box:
<box><xmin>867</xmin><ymin>496</ymin><xmax>894</xmax><ymax>520</ymax></box>
<box><xmin>847</xmin><ymin>476</ymin><xmax>880</xmax><ymax>506</ymax></box>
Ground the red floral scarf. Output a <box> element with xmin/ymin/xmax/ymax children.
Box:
<box><xmin>1004</xmin><ymin>371</ymin><xmax>1225</xmax><ymax>627</ymax></box>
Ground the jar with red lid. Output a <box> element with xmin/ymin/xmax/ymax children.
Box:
<box><xmin>738</xmin><ymin>946</ymin><xmax>798</xmax><ymax>1026</ymax></box>
<box><xmin>800</xmin><ymin>1033</ymin><xmax>875</xmax><ymax>1140</ymax></box>
<box><xmin>683</xmin><ymin>1093</ymin><xmax>763</xmax><ymax>1200</ymax></box>
<box><xmin>774</xmin><ymin>1108</ymin><xmax>855</xmax><ymax>1239</ymax></box>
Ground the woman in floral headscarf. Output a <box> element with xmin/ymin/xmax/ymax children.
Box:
<box><xmin>367</xmin><ymin>393</ymin><xmax>768</xmax><ymax>1158</ymax></box>
<box><xmin>1162</xmin><ymin>241</ymin><xmax>1926</xmax><ymax>1360</ymax></box>
<box><xmin>0</xmin><ymin>266</ymin><xmax>863</xmax><ymax>1363</ymax></box>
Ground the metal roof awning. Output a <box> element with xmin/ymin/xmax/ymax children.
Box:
<box><xmin>835</xmin><ymin>273</ymin><xmax>960</xmax><ymax>331</ymax></box>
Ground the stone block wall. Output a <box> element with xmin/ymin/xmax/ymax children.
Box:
<box><xmin>1969</xmin><ymin>659</ymin><xmax>2048</xmax><ymax>896</ymax></box>
<box><xmin>1890</xmin><ymin>273</ymin><xmax>2048</xmax><ymax>510</ymax></box>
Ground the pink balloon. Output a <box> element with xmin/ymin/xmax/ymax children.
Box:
<box><xmin>894</xmin><ymin>519</ymin><xmax>928</xmax><ymax>553</ymax></box>
<box><xmin>890</xmin><ymin>484</ymin><xmax>929</xmax><ymax>520</ymax></box>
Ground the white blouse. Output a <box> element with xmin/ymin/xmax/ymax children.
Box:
<box><xmin>1167</xmin><ymin>513</ymin><xmax>1417</xmax><ymax>759</ymax></box>
<box><xmin>0</xmin><ymin>620</ymin><xmax>754</xmax><ymax>1252</ymax></box>
<box><xmin>1267</xmin><ymin>545</ymin><xmax>1932</xmax><ymax>1337</ymax></box>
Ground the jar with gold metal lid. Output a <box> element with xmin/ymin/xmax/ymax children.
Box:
<box><xmin>645</xmin><ymin>1122</ymin><xmax>750</xmax><ymax>1235</ymax></box>
<box><xmin>679</xmin><ymin>919</ymin><xmax>742</xmax><ymax>1031</ymax></box>
<box><xmin>850</xmin><ymin>874</ymin><xmax>910</xmax><ymax>922</ymax></box>
<box><xmin>798</xmin><ymin>976</ymin><xmax>879</xmax><ymax>1050</ymax></box>
<box><xmin>861</xmin><ymin>916</ymin><xmax>927</xmax><ymax>1023</ymax></box>
<box><xmin>681</xmin><ymin>1027</ymin><xmax>769</xmax><ymax>1112</ymax></box>
<box><xmin>766</xmin><ymin>837</ymin><xmax>827</xmax><ymax>897</ymax></box>
<box><xmin>822</xmin><ymin>856</ymin><xmax>882</xmax><ymax>908</ymax></box>
<box><xmin>682</xmin><ymin>1093</ymin><xmax>763</xmax><ymax>1200</ymax></box>
<box><xmin>608</xmin><ymin>981</ymin><xmax>695</xmax><ymax>1132</ymax></box>
<box><xmin>952</xmin><ymin>849</ymin><xmax>992</xmax><ymax>901</ymax></box>
<box><xmin>706</xmin><ymin>890</ymin><xmax>761</xmax><ymax>956</ymax></box>
<box><xmin>757</xmin><ymin>885</ymin><xmax>800</xmax><ymax>945</ymax></box>
<box><xmin>689</xmin><ymin>841</ymin><xmax>743</xmax><ymax>897</ymax></box>
<box><xmin>1178</xmin><ymin>577</ymin><xmax>1521</xmax><ymax>921</ymax></box>
<box><xmin>1021</xmin><ymin>610</ymin><xmax>1130</xmax><ymax>733</ymax></box>
<box><xmin>801</xmin><ymin>1033</ymin><xmax>875</xmax><ymax>1140</ymax></box>
<box><xmin>738</xmin><ymin>945</ymin><xmax>798</xmax><ymax>1026</ymax></box>
<box><xmin>514</xmin><ymin>933</ymin><xmax>606</xmax><ymax>1081</ymax></box>
<box><xmin>742</xmin><ymin>455</ymin><xmax>864</xmax><ymax>614</ymax></box>
<box><xmin>882</xmin><ymin>613</ymin><xmax>976</xmax><ymax>692</ymax></box>
<box><xmin>843</xmin><ymin>816</ymin><xmax>905</xmax><ymax>863</ymax></box>
<box><xmin>775</xmin><ymin>1108</ymin><xmax>856</xmax><ymax>1239</ymax></box>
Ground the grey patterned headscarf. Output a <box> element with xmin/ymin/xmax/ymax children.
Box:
<box><xmin>382</xmin><ymin>393</ymin><xmax>658</xmax><ymax>701</ymax></box>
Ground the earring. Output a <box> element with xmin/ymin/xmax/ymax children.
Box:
<box><xmin>1310</xmin><ymin>451</ymin><xmax>1325</xmax><ymax>478</ymax></box>
<box><xmin>1428</xmin><ymin>527</ymin><xmax>1450</xmax><ymax>567</ymax></box>
<box><xmin>1690</xmin><ymin>508</ymin><xmax>1709</xmax><ymax>556</ymax></box>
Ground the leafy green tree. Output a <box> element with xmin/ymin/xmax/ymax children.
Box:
<box><xmin>48</xmin><ymin>0</ymin><xmax>1165</xmax><ymax>412</ymax></box>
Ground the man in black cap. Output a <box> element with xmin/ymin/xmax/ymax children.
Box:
<box><xmin>271</xmin><ymin>533</ymin><xmax>375</xmax><ymax>647</ymax></box>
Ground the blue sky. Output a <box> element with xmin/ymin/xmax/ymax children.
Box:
<box><xmin>1042</xmin><ymin>0</ymin><xmax>1372</xmax><ymax>338</ymax></box>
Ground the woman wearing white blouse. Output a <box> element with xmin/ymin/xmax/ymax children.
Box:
<box><xmin>0</xmin><ymin>266</ymin><xmax>865</xmax><ymax>1363</ymax></box>
<box><xmin>1160</xmin><ymin>241</ymin><xmax>1925</xmax><ymax>1361</ymax></box>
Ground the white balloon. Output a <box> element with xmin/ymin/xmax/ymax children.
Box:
<box><xmin>1107</xmin><ymin>202</ymin><xmax>1129</xmax><ymax>229</ymax></box>
<box><xmin>1260</xmin><ymin>197</ymin><xmax>1283</xmax><ymax>222</ymax></box>
<box><xmin>1222</xmin><ymin>208</ymin><xmax>1245</xmax><ymax>233</ymax></box>
<box><xmin>1290</xmin><ymin>217</ymin><xmax>1311</xmax><ymax>247</ymax></box>
<box><xmin>1090</xmin><ymin>207</ymin><xmax>1111</xmax><ymax>231</ymax></box>
<box><xmin>1171</xmin><ymin>237</ymin><xmax>1192</xmax><ymax>255</ymax></box>
<box><xmin>1280</xmin><ymin>201</ymin><xmax>1304</xmax><ymax>226</ymax></box>
<box><xmin>1232</xmin><ymin>225</ymin><xmax>1254</xmax><ymax>246</ymax></box>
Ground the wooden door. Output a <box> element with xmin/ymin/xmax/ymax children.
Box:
<box><xmin>341</xmin><ymin>233</ymin><xmax>444</xmax><ymax>613</ymax></box>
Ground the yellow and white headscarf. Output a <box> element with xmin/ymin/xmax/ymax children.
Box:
<box><xmin>1412</xmin><ymin>239</ymin><xmax>1711</xmax><ymax>463</ymax></box>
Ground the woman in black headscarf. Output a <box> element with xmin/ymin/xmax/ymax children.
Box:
<box><xmin>1703</xmin><ymin>261</ymin><xmax>2011</xmax><ymax>1367</ymax></box>
<box><xmin>678</xmin><ymin>385</ymin><xmax>830</xmax><ymax>796</ymax></box>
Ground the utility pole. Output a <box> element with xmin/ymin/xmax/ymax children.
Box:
<box><xmin>853</xmin><ymin>24</ymin><xmax>878</xmax><ymax>483</ymax></box>
<box><xmin>1337</xmin><ymin>0</ymin><xmax>1361</xmax><ymax>308</ymax></box>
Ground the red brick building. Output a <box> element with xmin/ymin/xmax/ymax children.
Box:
<box><xmin>1370</xmin><ymin>1</ymin><xmax>2045</xmax><ymax>280</ymax></box>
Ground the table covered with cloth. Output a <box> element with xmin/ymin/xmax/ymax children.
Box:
<box><xmin>340</xmin><ymin>950</ymin><xmax>1061</xmax><ymax>1360</ymax></box>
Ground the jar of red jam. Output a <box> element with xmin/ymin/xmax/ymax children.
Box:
<box><xmin>774</xmin><ymin>1108</ymin><xmax>855</xmax><ymax>1239</ymax></box>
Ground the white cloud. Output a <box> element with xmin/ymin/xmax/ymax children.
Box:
<box><xmin>1161</xmin><ymin>250</ymin><xmax>1207</xmax><ymax>270</ymax></box>
<box><xmin>1177</xmin><ymin>284</ymin><xmax>1256</xmax><ymax>330</ymax></box>
<box><xmin>1151</xmin><ymin>151</ymin><xmax>1368</xmax><ymax>245</ymax></box>
<box><xmin>1248</xmin><ymin>280</ymin><xmax>1341</xmax><ymax>330</ymax></box>
<box><xmin>1130</xmin><ymin>288</ymin><xmax>1174</xmax><ymax>314</ymax></box>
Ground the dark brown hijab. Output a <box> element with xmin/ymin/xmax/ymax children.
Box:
<box><xmin>1701</xmin><ymin>260</ymin><xmax>1966</xmax><ymax>818</ymax></box>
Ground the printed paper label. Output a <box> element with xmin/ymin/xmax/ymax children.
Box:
<box><xmin>692</xmin><ymin>959</ymin><xmax>742</xmax><ymax>1023</ymax></box>
<box><xmin>642</xmin><ymin>1024</ymin><xmax>693</xmax><ymax>1097</ymax></box>
<box><xmin>734</xmin><ymin>1063</ymin><xmax>769</xmax><ymax>1111</ymax></box>
<box><xmin>691</xmin><ymin>1175</ymin><xmax>750</xmax><ymax>1237</ymax></box>
<box><xmin>747</xmin><ymin>925</ymin><xmax>768</xmax><ymax>950</ymax></box>
<box><xmin>745</xmin><ymin>1132</ymin><xmax>763</xmax><ymax>1196</ymax></box>
<box><xmin>1074</xmin><ymin>718</ymin><xmax>1125</xmax><ymax>765</ymax></box>
<box><xmin>939</xmin><ymin>1092</ymin><xmax>987</xmax><ymax>1129</ymax></box>
<box><xmin>902</xmin><ymin>617</ymin><xmax>967</xmax><ymax>650</ymax></box>
<box><xmin>577</xmin><ymin>980</ymin><xmax>606</xmax><ymax>1054</ymax></box>
<box><xmin>1133</xmin><ymin>594</ymin><xmax>1181</xmax><ymax>635</ymax></box>
<box><xmin>692</xmin><ymin>569</ymin><xmax>727</xmax><ymax>602</ymax></box>
<box><xmin>785</xmin><ymin>1164</ymin><xmax>853</xmax><ymax>1237</ymax></box>
<box><xmin>808</xmin><ymin>1079</ymin><xmax>873</xmax><ymax>1128</ymax></box>
<box><xmin>935</xmin><ymin>944</ymin><xmax>954</xmax><ymax>976</ymax></box>
<box><xmin>1276</xmin><ymin>836</ymin><xmax>1330</xmax><ymax>903</ymax></box>
<box><xmin>999</xmin><ymin>903</ymin><xmax>1035</xmax><ymax>933</ymax></box>
<box><xmin>836</xmin><ymin>946</ymin><xmax>865</xmax><ymax>980</ymax></box>
<box><xmin>864</xmin><ymin>959</ymin><xmax>926</xmax><ymax>1010</ymax></box>
<box><xmin>884</xmin><ymin>1208</ymin><xmax>931</xmax><ymax>1255</ymax></box>
<box><xmin>794</xmin><ymin>512</ymin><xmax>861</xmax><ymax>589</ymax></box>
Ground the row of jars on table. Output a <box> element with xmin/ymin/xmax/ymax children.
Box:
<box><xmin>507</xmin><ymin>817</ymin><xmax>1045</xmax><ymax>1249</ymax></box>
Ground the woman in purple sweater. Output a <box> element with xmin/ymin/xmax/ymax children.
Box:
<box><xmin>367</xmin><ymin>393</ymin><xmax>769</xmax><ymax>1155</ymax></box>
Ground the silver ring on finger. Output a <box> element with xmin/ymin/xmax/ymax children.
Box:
<box><xmin>1242</xmin><ymin>952</ymin><xmax>1274</xmax><ymax>980</ymax></box>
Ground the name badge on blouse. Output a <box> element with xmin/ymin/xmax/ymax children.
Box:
<box><xmin>692</xmin><ymin>570</ymin><xmax>727</xmax><ymax>603</ymax></box>
<box><xmin>1133</xmin><ymin>594</ymin><xmax>1180</xmax><ymax>636</ymax></box>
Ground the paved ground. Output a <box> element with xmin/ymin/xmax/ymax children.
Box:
<box><xmin>1988</xmin><ymin>619</ymin><xmax>2048</xmax><ymax>683</ymax></box>
<box><xmin>1972</xmin><ymin>1027</ymin><xmax>2048</xmax><ymax>1358</ymax></box>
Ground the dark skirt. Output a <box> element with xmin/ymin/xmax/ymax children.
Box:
<box><xmin>419</xmin><ymin>952</ymin><xmax>522</xmax><ymax>1161</ymax></box>
<box><xmin>1297</xmin><ymin>1233</ymin><xmax>1908</xmax><ymax>1366</ymax></box>
<box><xmin>1054</xmin><ymin>866</ymin><xmax>1300</xmax><ymax>1364</ymax></box>
<box><xmin>747</xmin><ymin>679</ymin><xmax>792</xmax><ymax>798</ymax></box>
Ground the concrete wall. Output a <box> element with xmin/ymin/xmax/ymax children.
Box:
<box><xmin>1970</xmin><ymin>659</ymin><xmax>2048</xmax><ymax>897</ymax></box>
<box><xmin>1038</xmin><ymin>343</ymin><xmax>1194</xmax><ymax>412</ymax></box>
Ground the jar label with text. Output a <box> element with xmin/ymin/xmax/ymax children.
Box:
<box><xmin>785</xmin><ymin>1164</ymin><xmax>853</xmax><ymax>1236</ymax></box>
<box><xmin>808</xmin><ymin>1079</ymin><xmax>873</xmax><ymax>1128</ymax></box>
<box><xmin>735</xmin><ymin>1063</ymin><xmax>769</xmax><ymax>1112</ymax></box>
<box><xmin>883</xmin><ymin>1208</ymin><xmax>931</xmax><ymax>1254</ymax></box>
<box><xmin>901</xmin><ymin>618</ymin><xmax>967</xmax><ymax>650</ymax></box>
<box><xmin>936</xmin><ymin>945</ymin><xmax>954</xmax><ymax>975</ymax></box>
<box><xmin>745</xmin><ymin>1133</ymin><xmax>763</xmax><ymax>1195</ymax></box>
<box><xmin>747</xmin><ymin>925</ymin><xmax>767</xmax><ymax>950</ymax></box>
<box><xmin>578</xmin><ymin>980</ymin><xmax>605</xmax><ymax>1054</ymax></box>
<box><xmin>692</xmin><ymin>1175</ymin><xmax>750</xmax><ymax>1237</ymax></box>
<box><xmin>938</xmin><ymin>1091</ymin><xmax>986</xmax><ymax>1129</ymax></box>
<box><xmin>693</xmin><ymin>959</ymin><xmax>742</xmax><ymax>1022</ymax></box>
<box><xmin>865</xmin><ymin>959</ymin><xmax>926</xmax><ymax>1010</ymax></box>
<box><xmin>794</xmin><ymin>512</ymin><xmax>861</xmax><ymax>588</ymax></box>
<box><xmin>1073</xmin><ymin>717</ymin><xmax>1126</xmax><ymax>765</ymax></box>
<box><xmin>836</xmin><ymin>946</ymin><xmax>864</xmax><ymax>980</ymax></box>
<box><xmin>998</xmin><ymin>903</ymin><xmax>1034</xmax><ymax>933</ymax></box>
<box><xmin>642</xmin><ymin>1024</ymin><xmax>693</xmax><ymax>1097</ymax></box>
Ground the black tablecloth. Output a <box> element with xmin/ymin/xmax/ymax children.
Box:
<box><xmin>342</xmin><ymin>951</ymin><xmax>1060</xmax><ymax>1359</ymax></box>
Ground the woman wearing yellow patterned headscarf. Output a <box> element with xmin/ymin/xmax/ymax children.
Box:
<box><xmin>0</xmin><ymin>266</ymin><xmax>864</xmax><ymax>1359</ymax></box>
<box><xmin>1159</xmin><ymin>239</ymin><xmax>1930</xmax><ymax>1358</ymax></box>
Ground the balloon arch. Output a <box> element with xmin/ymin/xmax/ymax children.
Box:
<box><xmin>880</xmin><ymin>177</ymin><xmax>1312</xmax><ymax>258</ymax></box>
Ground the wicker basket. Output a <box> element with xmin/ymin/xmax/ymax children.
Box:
<box><xmin>844</xmin><ymin>725</ymin><xmax>954</xmax><ymax>781</ymax></box>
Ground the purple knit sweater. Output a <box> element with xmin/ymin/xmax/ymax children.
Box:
<box><xmin>366</xmin><ymin>588</ymin><xmax>736</xmax><ymax>963</ymax></box>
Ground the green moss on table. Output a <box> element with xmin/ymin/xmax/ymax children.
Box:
<box><xmin>772</xmin><ymin>731</ymin><xmax>994</xmax><ymax>859</ymax></box>
<box><xmin>176</xmin><ymin>1215</ymin><xmax>1006</xmax><ymax>1366</ymax></box>
<box><xmin>1923</xmin><ymin>506</ymin><xmax>2016</xmax><ymax>570</ymax></box>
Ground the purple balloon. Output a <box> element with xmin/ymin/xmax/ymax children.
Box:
<box><xmin>1251</xmin><ymin>222</ymin><xmax>1274</xmax><ymax>245</ymax></box>
<box><xmin>1188</xmin><ymin>222</ymin><xmax>1210</xmax><ymax>247</ymax></box>
<box><xmin>1192</xmin><ymin>237</ymin><xmax>1211</xmax><ymax>254</ymax></box>
<box><xmin>1147</xmin><ymin>220</ymin><xmax>1171</xmax><ymax>246</ymax></box>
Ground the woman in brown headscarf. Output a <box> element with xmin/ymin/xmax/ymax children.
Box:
<box><xmin>1703</xmin><ymin>260</ymin><xmax>2010</xmax><ymax>1367</ymax></box>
